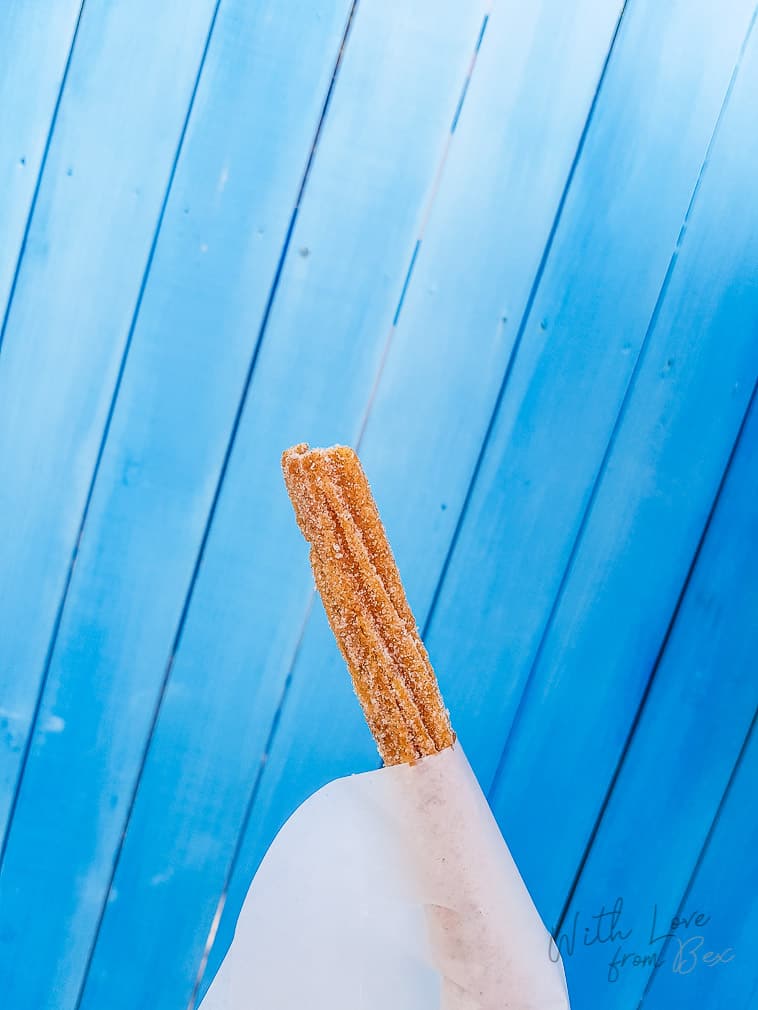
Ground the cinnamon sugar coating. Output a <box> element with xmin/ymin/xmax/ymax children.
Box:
<box><xmin>281</xmin><ymin>443</ymin><xmax>455</xmax><ymax>766</ymax></box>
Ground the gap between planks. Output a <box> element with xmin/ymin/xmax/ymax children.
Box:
<box><xmin>0</xmin><ymin>0</ymin><xmax>86</xmax><ymax>357</ymax></box>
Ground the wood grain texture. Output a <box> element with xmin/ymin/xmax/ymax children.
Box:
<box><xmin>0</xmin><ymin>0</ymin><xmax>358</xmax><ymax>1006</ymax></box>
<box><xmin>488</xmin><ymin>2</ymin><xmax>758</xmax><ymax>931</ymax></box>
<box><xmin>0</xmin><ymin>0</ymin><xmax>223</xmax><ymax>1005</ymax></box>
<box><xmin>203</xmin><ymin>0</ymin><xmax>625</xmax><ymax>992</ymax></box>
<box><xmin>422</xmin><ymin>0</ymin><xmax>756</xmax><ymax>787</ymax></box>
<box><xmin>69</xmin><ymin>3</ymin><xmax>490</xmax><ymax>1008</ymax></box>
<box><xmin>555</xmin><ymin>383</ymin><xmax>758</xmax><ymax>1008</ymax></box>
<box><xmin>0</xmin><ymin>0</ymin><xmax>219</xmax><ymax>844</ymax></box>
<box><xmin>0</xmin><ymin>0</ymin><xmax>754</xmax><ymax>1007</ymax></box>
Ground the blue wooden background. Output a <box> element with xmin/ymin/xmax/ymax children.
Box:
<box><xmin>1</xmin><ymin>1</ymin><xmax>757</xmax><ymax>1007</ymax></box>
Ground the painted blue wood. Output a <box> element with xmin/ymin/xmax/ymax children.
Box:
<box><xmin>488</xmin><ymin>3</ymin><xmax>758</xmax><ymax>931</ymax></box>
<box><xmin>0</xmin><ymin>0</ymin><xmax>219</xmax><ymax>843</ymax></box>
<box><xmin>68</xmin><ymin>4</ymin><xmax>492</xmax><ymax>1009</ymax></box>
<box><xmin>643</xmin><ymin>718</ymin><xmax>758</xmax><ymax>1009</ymax></box>
<box><xmin>421</xmin><ymin>0</ymin><xmax>757</xmax><ymax>792</ymax></box>
<box><xmin>202</xmin><ymin>0</ymin><xmax>625</xmax><ymax>994</ymax></box>
<box><xmin>553</xmin><ymin>380</ymin><xmax>758</xmax><ymax>1009</ymax></box>
<box><xmin>0</xmin><ymin>0</ymin><xmax>357</xmax><ymax>1006</ymax></box>
<box><xmin>0</xmin><ymin>1</ymin><xmax>81</xmax><ymax>324</ymax></box>
<box><xmin>0</xmin><ymin>1</ymin><xmax>755</xmax><ymax>1006</ymax></box>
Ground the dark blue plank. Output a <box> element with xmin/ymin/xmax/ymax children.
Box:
<box><xmin>553</xmin><ymin>379</ymin><xmax>758</xmax><ymax>1008</ymax></box>
<box><xmin>71</xmin><ymin>3</ymin><xmax>491</xmax><ymax>1009</ymax></box>
<box><xmin>643</xmin><ymin>719</ymin><xmax>758</xmax><ymax>1009</ymax></box>
<box><xmin>488</xmin><ymin>3</ymin><xmax>758</xmax><ymax>931</ymax></box>
<box><xmin>422</xmin><ymin>0</ymin><xmax>756</xmax><ymax>788</ymax></box>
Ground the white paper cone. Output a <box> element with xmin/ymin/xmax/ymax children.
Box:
<box><xmin>200</xmin><ymin>744</ymin><xmax>570</xmax><ymax>1009</ymax></box>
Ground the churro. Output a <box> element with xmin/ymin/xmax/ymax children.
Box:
<box><xmin>282</xmin><ymin>443</ymin><xmax>454</xmax><ymax>765</ymax></box>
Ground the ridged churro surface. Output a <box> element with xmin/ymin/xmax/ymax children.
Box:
<box><xmin>282</xmin><ymin>443</ymin><xmax>455</xmax><ymax>766</ymax></box>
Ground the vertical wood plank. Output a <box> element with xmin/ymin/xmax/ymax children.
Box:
<box><xmin>0</xmin><ymin>0</ymin><xmax>357</xmax><ymax>1004</ymax></box>
<box><xmin>643</xmin><ymin>720</ymin><xmax>758</xmax><ymax>1009</ymax></box>
<box><xmin>1</xmin><ymin>4</ymin><xmax>754</xmax><ymax>1010</ymax></box>
<box><xmin>203</xmin><ymin>0</ymin><xmax>625</xmax><ymax>991</ymax></box>
<box><xmin>422</xmin><ymin>0</ymin><xmax>756</xmax><ymax>786</ymax></box>
<box><xmin>68</xmin><ymin>3</ymin><xmax>490</xmax><ymax>1009</ymax></box>
<box><xmin>552</xmin><ymin>382</ymin><xmax>758</xmax><ymax>1009</ymax></box>
<box><xmin>487</xmin><ymin>4</ymin><xmax>758</xmax><ymax>932</ymax></box>
<box><xmin>0</xmin><ymin>1</ymin><xmax>81</xmax><ymax>318</ymax></box>
<box><xmin>221</xmin><ymin>2</ymin><xmax>758</xmax><ymax>979</ymax></box>
<box><xmin>0</xmin><ymin>0</ymin><xmax>219</xmax><ymax>840</ymax></box>
<box><xmin>0</xmin><ymin>0</ymin><xmax>229</xmax><ymax>1005</ymax></box>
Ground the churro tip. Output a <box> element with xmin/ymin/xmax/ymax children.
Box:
<box><xmin>282</xmin><ymin>442</ymin><xmax>355</xmax><ymax>464</ymax></box>
<box><xmin>281</xmin><ymin>442</ymin><xmax>308</xmax><ymax>470</ymax></box>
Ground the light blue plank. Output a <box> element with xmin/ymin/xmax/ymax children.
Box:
<box><xmin>0</xmin><ymin>0</ymin><xmax>219</xmax><ymax>839</ymax></box>
<box><xmin>551</xmin><ymin>381</ymin><xmax>758</xmax><ymax>1009</ymax></box>
<box><xmin>0</xmin><ymin>0</ymin><xmax>355</xmax><ymax>1006</ymax></box>
<box><xmin>205</xmin><ymin>0</ymin><xmax>626</xmax><ymax>991</ymax></box>
<box><xmin>70</xmin><ymin>3</ymin><xmax>491</xmax><ymax>1009</ymax></box>
<box><xmin>422</xmin><ymin>0</ymin><xmax>757</xmax><ymax>790</ymax></box>
<box><xmin>643</xmin><ymin>719</ymin><xmax>758</xmax><ymax>1010</ymax></box>
<box><xmin>0</xmin><ymin>0</ymin><xmax>81</xmax><ymax>320</ymax></box>
<box><xmin>363</xmin><ymin>0</ymin><xmax>626</xmax><ymax>619</ymax></box>
<box><xmin>488</xmin><ymin>4</ymin><xmax>758</xmax><ymax>931</ymax></box>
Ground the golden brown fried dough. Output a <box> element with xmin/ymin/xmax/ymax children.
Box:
<box><xmin>282</xmin><ymin>443</ymin><xmax>454</xmax><ymax>765</ymax></box>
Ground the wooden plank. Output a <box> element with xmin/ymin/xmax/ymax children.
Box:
<box><xmin>551</xmin><ymin>381</ymin><xmax>758</xmax><ymax>1009</ymax></box>
<box><xmin>421</xmin><ymin>0</ymin><xmax>757</xmax><ymax>788</ymax></box>
<box><xmin>643</xmin><ymin>719</ymin><xmax>758</xmax><ymax>1009</ymax></box>
<box><xmin>361</xmin><ymin>0</ymin><xmax>626</xmax><ymax>617</ymax></box>
<box><xmin>0</xmin><ymin>0</ymin><xmax>219</xmax><ymax>839</ymax></box>
<box><xmin>0</xmin><ymin>0</ymin><xmax>228</xmax><ymax>1005</ymax></box>
<box><xmin>487</xmin><ymin>5</ymin><xmax>758</xmax><ymax>930</ymax></box>
<box><xmin>0</xmin><ymin>1</ymin><xmax>81</xmax><ymax>320</ymax></box>
<box><xmin>0</xmin><ymin>0</ymin><xmax>358</xmax><ymax>1004</ymax></box>
<box><xmin>68</xmin><ymin>3</ymin><xmax>491</xmax><ymax>1009</ymax></box>
<box><xmin>228</xmin><ymin>2</ymin><xmax>758</xmax><ymax>976</ymax></box>
<box><xmin>202</xmin><ymin>0</ymin><xmax>626</xmax><ymax>992</ymax></box>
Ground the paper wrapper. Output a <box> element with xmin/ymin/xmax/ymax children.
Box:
<box><xmin>200</xmin><ymin>743</ymin><xmax>570</xmax><ymax>1009</ymax></box>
